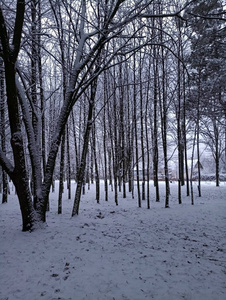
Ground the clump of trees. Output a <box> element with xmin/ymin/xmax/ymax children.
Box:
<box><xmin>0</xmin><ymin>0</ymin><xmax>225</xmax><ymax>231</ymax></box>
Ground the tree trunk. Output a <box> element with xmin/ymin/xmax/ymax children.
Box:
<box><xmin>103</xmin><ymin>73</ymin><xmax>108</xmax><ymax>201</ymax></box>
<box><xmin>197</xmin><ymin>76</ymin><xmax>201</xmax><ymax>197</ymax></box>
<box><xmin>92</xmin><ymin>108</ymin><xmax>100</xmax><ymax>204</ymax></box>
<box><xmin>190</xmin><ymin>126</ymin><xmax>197</xmax><ymax>206</ymax></box>
<box><xmin>159</xmin><ymin>45</ymin><xmax>170</xmax><ymax>208</ymax></box>
<box><xmin>119</xmin><ymin>63</ymin><xmax>126</xmax><ymax>199</ymax></box>
<box><xmin>139</xmin><ymin>54</ymin><xmax>145</xmax><ymax>201</ymax></box>
<box><xmin>183</xmin><ymin>69</ymin><xmax>189</xmax><ymax>196</ymax></box>
<box><xmin>133</xmin><ymin>54</ymin><xmax>141</xmax><ymax>208</ymax></box>
<box><xmin>153</xmin><ymin>57</ymin><xmax>160</xmax><ymax>202</ymax></box>
<box><xmin>71</xmin><ymin>110</ymin><xmax>79</xmax><ymax>181</ymax></box>
<box><xmin>72</xmin><ymin>80</ymin><xmax>97</xmax><ymax>216</ymax></box>
<box><xmin>213</xmin><ymin>117</ymin><xmax>220</xmax><ymax>187</ymax></box>
<box><xmin>66</xmin><ymin>124</ymin><xmax>71</xmax><ymax>198</ymax></box>
<box><xmin>177</xmin><ymin>61</ymin><xmax>182</xmax><ymax>204</ymax></box>
<box><xmin>2</xmin><ymin>34</ymin><xmax>41</xmax><ymax>229</ymax></box>
<box><xmin>0</xmin><ymin>58</ymin><xmax>7</xmax><ymax>204</ymax></box>
<box><xmin>145</xmin><ymin>87</ymin><xmax>150</xmax><ymax>209</ymax></box>
<box><xmin>58</xmin><ymin>132</ymin><xmax>65</xmax><ymax>214</ymax></box>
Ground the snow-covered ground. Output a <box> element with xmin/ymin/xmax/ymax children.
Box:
<box><xmin>0</xmin><ymin>181</ymin><xmax>226</xmax><ymax>300</ymax></box>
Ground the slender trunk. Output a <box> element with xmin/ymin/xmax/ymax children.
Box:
<box><xmin>90</xmin><ymin>145</ymin><xmax>94</xmax><ymax>184</ymax></box>
<box><xmin>86</xmin><ymin>147</ymin><xmax>90</xmax><ymax>190</ymax></box>
<box><xmin>159</xmin><ymin>44</ymin><xmax>170</xmax><ymax>208</ymax></box>
<box><xmin>177</xmin><ymin>59</ymin><xmax>182</xmax><ymax>204</ymax></box>
<box><xmin>216</xmin><ymin>148</ymin><xmax>219</xmax><ymax>187</ymax></box>
<box><xmin>113</xmin><ymin>67</ymin><xmax>119</xmax><ymax>205</ymax></box>
<box><xmin>92</xmin><ymin>109</ymin><xmax>100</xmax><ymax>203</ymax></box>
<box><xmin>31</xmin><ymin>0</ymin><xmax>38</xmax><ymax>142</ymax></box>
<box><xmin>213</xmin><ymin>117</ymin><xmax>220</xmax><ymax>187</ymax></box>
<box><xmin>153</xmin><ymin>57</ymin><xmax>159</xmax><ymax>202</ymax></box>
<box><xmin>183</xmin><ymin>72</ymin><xmax>189</xmax><ymax>196</ymax></box>
<box><xmin>190</xmin><ymin>126</ymin><xmax>197</xmax><ymax>205</ymax></box>
<box><xmin>139</xmin><ymin>55</ymin><xmax>145</xmax><ymax>201</ymax></box>
<box><xmin>95</xmin><ymin>158</ymin><xmax>100</xmax><ymax>203</ymax></box>
<box><xmin>133</xmin><ymin>55</ymin><xmax>141</xmax><ymax>207</ymax></box>
<box><xmin>0</xmin><ymin>58</ymin><xmax>7</xmax><ymax>203</ymax></box>
<box><xmin>119</xmin><ymin>64</ymin><xmax>126</xmax><ymax>199</ymax></box>
<box><xmin>109</xmin><ymin>93</ymin><xmax>117</xmax><ymax>204</ymax></box>
<box><xmin>72</xmin><ymin>80</ymin><xmax>97</xmax><ymax>216</ymax></box>
<box><xmin>184</xmin><ymin>135</ymin><xmax>190</xmax><ymax>196</ymax></box>
<box><xmin>126</xmin><ymin>62</ymin><xmax>133</xmax><ymax>194</ymax></box>
<box><xmin>58</xmin><ymin>132</ymin><xmax>65</xmax><ymax>214</ymax></box>
<box><xmin>145</xmin><ymin>89</ymin><xmax>150</xmax><ymax>209</ymax></box>
<box><xmin>103</xmin><ymin>73</ymin><xmax>108</xmax><ymax>201</ymax></box>
<box><xmin>37</xmin><ymin>1</ymin><xmax>48</xmax><ymax>210</ymax></box>
<box><xmin>66</xmin><ymin>124</ymin><xmax>71</xmax><ymax>198</ymax></box>
<box><xmin>197</xmin><ymin>76</ymin><xmax>201</xmax><ymax>197</ymax></box>
<box><xmin>197</xmin><ymin>115</ymin><xmax>201</xmax><ymax>196</ymax></box>
<box><xmin>108</xmin><ymin>149</ymin><xmax>113</xmax><ymax>191</ymax></box>
<box><xmin>71</xmin><ymin>110</ymin><xmax>79</xmax><ymax>181</ymax></box>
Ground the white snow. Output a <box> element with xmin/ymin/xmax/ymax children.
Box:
<box><xmin>0</xmin><ymin>181</ymin><xmax>226</xmax><ymax>300</ymax></box>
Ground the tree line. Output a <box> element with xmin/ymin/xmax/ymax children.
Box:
<box><xmin>0</xmin><ymin>0</ymin><xmax>225</xmax><ymax>231</ymax></box>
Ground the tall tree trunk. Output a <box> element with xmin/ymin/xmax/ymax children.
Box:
<box><xmin>183</xmin><ymin>69</ymin><xmax>189</xmax><ymax>196</ymax></box>
<box><xmin>145</xmin><ymin>84</ymin><xmax>150</xmax><ymax>209</ymax></box>
<box><xmin>213</xmin><ymin>117</ymin><xmax>220</xmax><ymax>187</ymax></box>
<box><xmin>133</xmin><ymin>54</ymin><xmax>141</xmax><ymax>208</ymax></box>
<box><xmin>139</xmin><ymin>54</ymin><xmax>145</xmax><ymax>201</ymax></box>
<box><xmin>0</xmin><ymin>58</ymin><xmax>7</xmax><ymax>204</ymax></box>
<box><xmin>66</xmin><ymin>124</ymin><xmax>71</xmax><ymax>198</ymax></box>
<box><xmin>153</xmin><ymin>55</ymin><xmax>160</xmax><ymax>202</ymax></box>
<box><xmin>0</xmin><ymin>2</ymin><xmax>40</xmax><ymax>228</ymax></box>
<box><xmin>197</xmin><ymin>87</ymin><xmax>201</xmax><ymax>197</ymax></box>
<box><xmin>103</xmin><ymin>72</ymin><xmax>108</xmax><ymax>201</ymax></box>
<box><xmin>31</xmin><ymin>0</ymin><xmax>41</xmax><ymax>209</ymax></box>
<box><xmin>58</xmin><ymin>132</ymin><xmax>65</xmax><ymax>214</ymax></box>
<box><xmin>119</xmin><ymin>63</ymin><xmax>126</xmax><ymax>199</ymax></box>
<box><xmin>72</xmin><ymin>80</ymin><xmax>97</xmax><ymax>216</ymax></box>
<box><xmin>37</xmin><ymin>1</ymin><xmax>49</xmax><ymax>210</ymax></box>
<box><xmin>92</xmin><ymin>107</ymin><xmax>100</xmax><ymax>204</ymax></box>
<box><xmin>177</xmin><ymin>55</ymin><xmax>182</xmax><ymax>205</ymax></box>
<box><xmin>125</xmin><ymin>62</ymin><xmax>133</xmax><ymax>194</ymax></box>
<box><xmin>190</xmin><ymin>126</ymin><xmax>197</xmax><ymax>206</ymax></box>
<box><xmin>159</xmin><ymin>45</ymin><xmax>170</xmax><ymax>208</ymax></box>
<box><xmin>113</xmin><ymin>66</ymin><xmax>119</xmax><ymax>205</ymax></box>
<box><xmin>71</xmin><ymin>110</ymin><xmax>79</xmax><ymax>181</ymax></box>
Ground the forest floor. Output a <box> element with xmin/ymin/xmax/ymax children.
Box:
<box><xmin>0</xmin><ymin>180</ymin><xmax>226</xmax><ymax>300</ymax></box>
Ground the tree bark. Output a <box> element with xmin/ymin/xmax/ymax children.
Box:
<box><xmin>0</xmin><ymin>58</ymin><xmax>7</xmax><ymax>204</ymax></box>
<box><xmin>72</xmin><ymin>79</ymin><xmax>97</xmax><ymax>216</ymax></box>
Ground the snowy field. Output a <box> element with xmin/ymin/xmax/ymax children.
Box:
<box><xmin>0</xmin><ymin>180</ymin><xmax>226</xmax><ymax>300</ymax></box>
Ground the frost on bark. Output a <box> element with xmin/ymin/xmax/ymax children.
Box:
<box><xmin>0</xmin><ymin>57</ymin><xmax>7</xmax><ymax>203</ymax></box>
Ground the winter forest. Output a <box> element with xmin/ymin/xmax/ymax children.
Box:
<box><xmin>0</xmin><ymin>0</ymin><xmax>226</xmax><ymax>299</ymax></box>
<box><xmin>1</xmin><ymin>0</ymin><xmax>225</xmax><ymax>229</ymax></box>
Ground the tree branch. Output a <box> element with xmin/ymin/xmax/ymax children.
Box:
<box><xmin>0</xmin><ymin>6</ymin><xmax>10</xmax><ymax>58</ymax></box>
<box><xmin>0</xmin><ymin>149</ymin><xmax>14</xmax><ymax>178</ymax></box>
<box><xmin>188</xmin><ymin>12</ymin><xmax>226</xmax><ymax>21</ymax></box>
<box><xmin>12</xmin><ymin>0</ymin><xmax>25</xmax><ymax>61</ymax></box>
